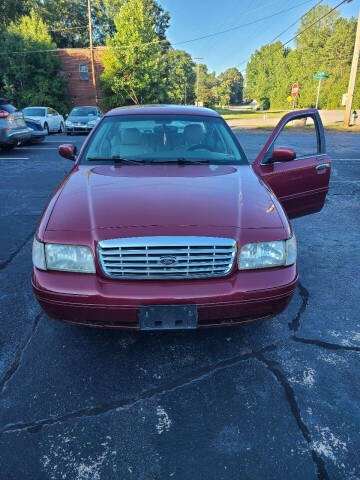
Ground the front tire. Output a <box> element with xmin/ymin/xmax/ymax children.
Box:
<box><xmin>59</xmin><ymin>122</ymin><xmax>65</xmax><ymax>133</ymax></box>
<box><xmin>1</xmin><ymin>144</ymin><xmax>15</xmax><ymax>151</ymax></box>
<box><xmin>44</xmin><ymin>123</ymin><xmax>49</xmax><ymax>135</ymax></box>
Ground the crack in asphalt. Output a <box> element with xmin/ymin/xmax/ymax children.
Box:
<box><xmin>256</xmin><ymin>352</ymin><xmax>329</xmax><ymax>480</ymax></box>
<box><xmin>292</xmin><ymin>335</ymin><xmax>360</xmax><ymax>352</ymax></box>
<box><xmin>0</xmin><ymin>312</ymin><xmax>42</xmax><ymax>395</ymax></box>
<box><xmin>0</xmin><ymin>230</ymin><xmax>34</xmax><ymax>270</ymax></box>
<box><xmin>288</xmin><ymin>280</ymin><xmax>310</xmax><ymax>332</ymax></box>
<box><xmin>0</xmin><ymin>344</ymin><xmax>276</xmax><ymax>436</ymax></box>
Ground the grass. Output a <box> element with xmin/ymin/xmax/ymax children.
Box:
<box><xmin>230</xmin><ymin>123</ymin><xmax>360</xmax><ymax>133</ymax></box>
<box><xmin>214</xmin><ymin>107</ymin><xmax>288</xmax><ymax>120</ymax></box>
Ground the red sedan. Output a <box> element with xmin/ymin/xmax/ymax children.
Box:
<box><xmin>32</xmin><ymin>105</ymin><xmax>331</xmax><ymax>330</ymax></box>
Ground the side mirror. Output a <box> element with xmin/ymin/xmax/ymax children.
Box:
<box><xmin>59</xmin><ymin>144</ymin><xmax>77</xmax><ymax>161</ymax></box>
<box><xmin>272</xmin><ymin>147</ymin><xmax>296</xmax><ymax>163</ymax></box>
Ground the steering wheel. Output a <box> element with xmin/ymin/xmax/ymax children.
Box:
<box><xmin>186</xmin><ymin>143</ymin><xmax>214</xmax><ymax>152</ymax></box>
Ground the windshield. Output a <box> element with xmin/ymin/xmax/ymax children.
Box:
<box><xmin>80</xmin><ymin>114</ymin><xmax>247</xmax><ymax>165</ymax></box>
<box><xmin>23</xmin><ymin>107</ymin><xmax>45</xmax><ymax>117</ymax></box>
<box><xmin>70</xmin><ymin>107</ymin><xmax>98</xmax><ymax>117</ymax></box>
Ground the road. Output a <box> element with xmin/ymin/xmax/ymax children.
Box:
<box><xmin>0</xmin><ymin>129</ymin><xmax>359</xmax><ymax>479</ymax></box>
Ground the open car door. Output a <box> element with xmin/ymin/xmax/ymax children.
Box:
<box><xmin>252</xmin><ymin>109</ymin><xmax>331</xmax><ymax>219</ymax></box>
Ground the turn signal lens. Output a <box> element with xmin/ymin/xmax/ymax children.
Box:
<box><xmin>32</xmin><ymin>238</ymin><xmax>46</xmax><ymax>270</ymax></box>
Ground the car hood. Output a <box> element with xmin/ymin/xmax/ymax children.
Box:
<box><xmin>68</xmin><ymin>116</ymin><xmax>96</xmax><ymax>123</ymax></box>
<box><xmin>46</xmin><ymin>164</ymin><xmax>285</xmax><ymax>233</ymax></box>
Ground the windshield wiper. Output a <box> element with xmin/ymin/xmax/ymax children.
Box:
<box><xmin>149</xmin><ymin>158</ymin><xmax>210</xmax><ymax>164</ymax></box>
<box><xmin>86</xmin><ymin>156</ymin><xmax>147</xmax><ymax>165</ymax></box>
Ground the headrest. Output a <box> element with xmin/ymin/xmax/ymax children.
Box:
<box><xmin>122</xmin><ymin>128</ymin><xmax>141</xmax><ymax>145</ymax></box>
<box><xmin>184</xmin><ymin>124</ymin><xmax>203</xmax><ymax>142</ymax></box>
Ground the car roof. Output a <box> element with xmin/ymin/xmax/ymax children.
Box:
<box><xmin>71</xmin><ymin>106</ymin><xmax>98</xmax><ymax>109</ymax></box>
<box><xmin>23</xmin><ymin>106</ymin><xmax>47</xmax><ymax>109</ymax></box>
<box><xmin>106</xmin><ymin>104</ymin><xmax>220</xmax><ymax>117</ymax></box>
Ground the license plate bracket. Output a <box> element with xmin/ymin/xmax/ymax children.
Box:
<box><xmin>139</xmin><ymin>305</ymin><xmax>198</xmax><ymax>330</ymax></box>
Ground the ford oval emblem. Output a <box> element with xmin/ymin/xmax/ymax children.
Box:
<box><xmin>159</xmin><ymin>255</ymin><xmax>177</xmax><ymax>266</ymax></box>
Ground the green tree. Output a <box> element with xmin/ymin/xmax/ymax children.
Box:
<box><xmin>217</xmin><ymin>67</ymin><xmax>244</xmax><ymax>105</ymax></box>
<box><xmin>0</xmin><ymin>10</ymin><xmax>69</xmax><ymax>112</ymax></box>
<box><xmin>244</xmin><ymin>4</ymin><xmax>358</xmax><ymax>110</ymax></box>
<box><xmin>163</xmin><ymin>49</ymin><xmax>195</xmax><ymax>104</ymax></box>
<box><xmin>245</xmin><ymin>42</ymin><xmax>290</xmax><ymax>109</ymax></box>
<box><xmin>197</xmin><ymin>64</ymin><xmax>217</xmax><ymax>107</ymax></box>
<box><xmin>0</xmin><ymin>0</ymin><xmax>32</xmax><ymax>30</ymax></box>
<box><xmin>100</xmin><ymin>0</ymin><xmax>167</xmax><ymax>108</ymax></box>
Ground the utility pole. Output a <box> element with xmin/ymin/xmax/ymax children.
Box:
<box><xmin>315</xmin><ymin>78</ymin><xmax>321</xmax><ymax>109</ymax></box>
<box><xmin>194</xmin><ymin>57</ymin><xmax>203</xmax><ymax>106</ymax></box>
<box><xmin>344</xmin><ymin>7</ymin><xmax>360</xmax><ymax>127</ymax></box>
<box><xmin>87</xmin><ymin>0</ymin><xmax>97</xmax><ymax>104</ymax></box>
<box><xmin>313</xmin><ymin>72</ymin><xmax>329</xmax><ymax>109</ymax></box>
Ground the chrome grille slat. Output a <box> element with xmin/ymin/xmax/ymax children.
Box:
<box><xmin>98</xmin><ymin>236</ymin><xmax>236</xmax><ymax>280</ymax></box>
<box><xmin>101</xmin><ymin>254</ymin><xmax>233</xmax><ymax>261</ymax></box>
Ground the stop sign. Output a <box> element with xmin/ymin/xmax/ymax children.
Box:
<box><xmin>291</xmin><ymin>83</ymin><xmax>299</xmax><ymax>97</ymax></box>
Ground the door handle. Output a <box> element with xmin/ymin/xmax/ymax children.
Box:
<box><xmin>316</xmin><ymin>163</ymin><xmax>330</xmax><ymax>171</ymax></box>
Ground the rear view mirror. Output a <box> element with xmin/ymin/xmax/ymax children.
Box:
<box><xmin>272</xmin><ymin>147</ymin><xmax>296</xmax><ymax>163</ymax></box>
<box><xmin>59</xmin><ymin>144</ymin><xmax>77</xmax><ymax>161</ymax></box>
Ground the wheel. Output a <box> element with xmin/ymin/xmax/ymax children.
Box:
<box><xmin>44</xmin><ymin>123</ymin><xmax>49</xmax><ymax>135</ymax></box>
<box><xmin>1</xmin><ymin>144</ymin><xmax>15</xmax><ymax>151</ymax></box>
<box><xmin>59</xmin><ymin>122</ymin><xmax>65</xmax><ymax>133</ymax></box>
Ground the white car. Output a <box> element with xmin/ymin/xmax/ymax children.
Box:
<box><xmin>22</xmin><ymin>107</ymin><xmax>65</xmax><ymax>134</ymax></box>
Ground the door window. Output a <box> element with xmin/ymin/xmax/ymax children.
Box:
<box><xmin>272</xmin><ymin>115</ymin><xmax>320</xmax><ymax>159</ymax></box>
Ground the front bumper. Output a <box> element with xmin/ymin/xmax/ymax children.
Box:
<box><xmin>66</xmin><ymin>125</ymin><xmax>93</xmax><ymax>134</ymax></box>
<box><xmin>32</xmin><ymin>266</ymin><xmax>298</xmax><ymax>329</ymax></box>
<box><xmin>28</xmin><ymin>129</ymin><xmax>46</xmax><ymax>143</ymax></box>
<box><xmin>0</xmin><ymin>127</ymin><xmax>31</xmax><ymax>146</ymax></box>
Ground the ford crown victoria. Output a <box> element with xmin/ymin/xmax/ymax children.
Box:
<box><xmin>32</xmin><ymin>105</ymin><xmax>331</xmax><ymax>330</ymax></box>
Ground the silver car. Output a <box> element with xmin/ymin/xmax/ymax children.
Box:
<box><xmin>0</xmin><ymin>99</ymin><xmax>30</xmax><ymax>151</ymax></box>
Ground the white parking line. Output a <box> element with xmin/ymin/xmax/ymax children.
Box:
<box><xmin>16</xmin><ymin>147</ymin><xmax>58</xmax><ymax>150</ymax></box>
<box><xmin>0</xmin><ymin>157</ymin><xmax>30</xmax><ymax>160</ymax></box>
<box><xmin>330</xmin><ymin>180</ymin><xmax>360</xmax><ymax>183</ymax></box>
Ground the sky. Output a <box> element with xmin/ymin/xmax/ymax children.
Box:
<box><xmin>160</xmin><ymin>0</ymin><xmax>359</xmax><ymax>74</ymax></box>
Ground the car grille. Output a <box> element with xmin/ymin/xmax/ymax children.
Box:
<box><xmin>97</xmin><ymin>236</ymin><xmax>237</xmax><ymax>279</ymax></box>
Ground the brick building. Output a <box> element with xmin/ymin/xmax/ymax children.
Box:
<box><xmin>57</xmin><ymin>48</ymin><xmax>105</xmax><ymax>107</ymax></box>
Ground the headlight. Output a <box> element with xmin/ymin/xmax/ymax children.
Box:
<box><xmin>65</xmin><ymin>120</ymin><xmax>72</xmax><ymax>126</ymax></box>
<box><xmin>32</xmin><ymin>238</ymin><xmax>95</xmax><ymax>273</ymax></box>
<box><xmin>32</xmin><ymin>238</ymin><xmax>46</xmax><ymax>270</ymax></box>
<box><xmin>87</xmin><ymin>120</ymin><xmax>96</xmax><ymax>126</ymax></box>
<box><xmin>45</xmin><ymin>244</ymin><xmax>95</xmax><ymax>273</ymax></box>
<box><xmin>239</xmin><ymin>235</ymin><xmax>296</xmax><ymax>270</ymax></box>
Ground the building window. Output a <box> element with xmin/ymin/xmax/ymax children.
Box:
<box><xmin>79</xmin><ymin>64</ymin><xmax>89</xmax><ymax>81</ymax></box>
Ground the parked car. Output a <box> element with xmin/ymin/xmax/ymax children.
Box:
<box><xmin>65</xmin><ymin>106</ymin><xmax>102</xmax><ymax>135</ymax></box>
<box><xmin>32</xmin><ymin>105</ymin><xmax>331</xmax><ymax>330</ymax></box>
<box><xmin>22</xmin><ymin>107</ymin><xmax>65</xmax><ymax>134</ymax></box>
<box><xmin>0</xmin><ymin>98</ymin><xmax>30</xmax><ymax>151</ymax></box>
<box><xmin>23</xmin><ymin>118</ymin><xmax>47</xmax><ymax>144</ymax></box>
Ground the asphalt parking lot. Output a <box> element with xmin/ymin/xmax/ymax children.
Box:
<box><xmin>0</xmin><ymin>128</ymin><xmax>359</xmax><ymax>479</ymax></box>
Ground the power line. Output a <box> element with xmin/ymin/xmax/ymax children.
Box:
<box><xmin>269</xmin><ymin>0</ymin><xmax>324</xmax><ymax>43</ymax></box>
<box><xmin>239</xmin><ymin>0</ymin><xmax>349</xmax><ymax>74</ymax></box>
<box><xmin>0</xmin><ymin>0</ymin><xmax>316</xmax><ymax>57</ymax></box>
<box><xmin>172</xmin><ymin>0</ymin><xmax>315</xmax><ymax>47</ymax></box>
<box><xmin>237</xmin><ymin>0</ymin><xmax>324</xmax><ymax>68</ymax></box>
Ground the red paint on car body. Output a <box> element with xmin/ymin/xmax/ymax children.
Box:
<box><xmin>33</xmin><ymin>106</ymin><xmax>331</xmax><ymax>329</ymax></box>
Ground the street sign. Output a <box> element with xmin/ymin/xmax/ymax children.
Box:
<box><xmin>313</xmin><ymin>72</ymin><xmax>329</xmax><ymax>80</ymax></box>
<box><xmin>291</xmin><ymin>83</ymin><xmax>299</xmax><ymax>97</ymax></box>
<box><xmin>313</xmin><ymin>72</ymin><xmax>329</xmax><ymax>109</ymax></box>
